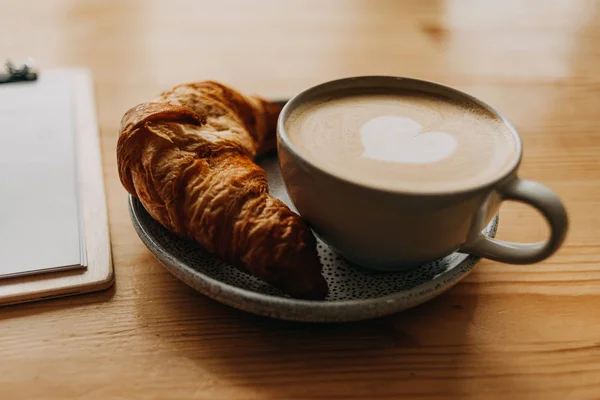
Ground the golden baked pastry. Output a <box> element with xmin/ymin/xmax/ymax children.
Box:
<box><xmin>117</xmin><ymin>81</ymin><xmax>328</xmax><ymax>299</ymax></box>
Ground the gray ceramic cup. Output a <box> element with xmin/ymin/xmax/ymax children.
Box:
<box><xmin>277</xmin><ymin>76</ymin><xmax>569</xmax><ymax>271</ymax></box>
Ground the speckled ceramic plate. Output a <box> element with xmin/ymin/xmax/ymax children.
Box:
<box><xmin>128</xmin><ymin>154</ymin><xmax>499</xmax><ymax>323</ymax></box>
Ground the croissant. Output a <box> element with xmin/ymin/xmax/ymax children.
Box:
<box><xmin>117</xmin><ymin>81</ymin><xmax>328</xmax><ymax>300</ymax></box>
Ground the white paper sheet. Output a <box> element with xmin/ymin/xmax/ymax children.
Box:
<box><xmin>0</xmin><ymin>71</ymin><xmax>85</xmax><ymax>278</ymax></box>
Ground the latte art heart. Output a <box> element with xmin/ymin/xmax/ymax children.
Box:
<box><xmin>360</xmin><ymin>116</ymin><xmax>457</xmax><ymax>164</ymax></box>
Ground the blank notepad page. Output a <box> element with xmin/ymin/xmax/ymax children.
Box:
<box><xmin>0</xmin><ymin>72</ymin><xmax>84</xmax><ymax>278</ymax></box>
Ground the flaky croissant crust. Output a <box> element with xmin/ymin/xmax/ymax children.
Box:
<box><xmin>117</xmin><ymin>81</ymin><xmax>327</xmax><ymax>299</ymax></box>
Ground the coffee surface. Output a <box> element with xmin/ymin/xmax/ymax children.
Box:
<box><xmin>284</xmin><ymin>88</ymin><xmax>518</xmax><ymax>192</ymax></box>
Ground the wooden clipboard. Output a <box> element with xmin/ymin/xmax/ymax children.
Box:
<box><xmin>0</xmin><ymin>69</ymin><xmax>114</xmax><ymax>305</ymax></box>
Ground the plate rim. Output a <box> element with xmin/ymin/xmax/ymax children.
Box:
<box><xmin>128</xmin><ymin>195</ymin><xmax>499</xmax><ymax>322</ymax></box>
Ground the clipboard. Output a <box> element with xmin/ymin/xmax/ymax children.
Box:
<box><xmin>0</xmin><ymin>66</ymin><xmax>113</xmax><ymax>305</ymax></box>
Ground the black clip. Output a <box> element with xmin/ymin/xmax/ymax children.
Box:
<box><xmin>0</xmin><ymin>59</ymin><xmax>38</xmax><ymax>84</ymax></box>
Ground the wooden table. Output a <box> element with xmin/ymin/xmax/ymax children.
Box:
<box><xmin>1</xmin><ymin>1</ymin><xmax>599</xmax><ymax>398</ymax></box>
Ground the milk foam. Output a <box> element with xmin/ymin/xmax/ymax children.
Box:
<box><xmin>360</xmin><ymin>116</ymin><xmax>457</xmax><ymax>164</ymax></box>
<box><xmin>285</xmin><ymin>89</ymin><xmax>518</xmax><ymax>192</ymax></box>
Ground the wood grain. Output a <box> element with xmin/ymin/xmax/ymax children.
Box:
<box><xmin>1</xmin><ymin>0</ymin><xmax>599</xmax><ymax>399</ymax></box>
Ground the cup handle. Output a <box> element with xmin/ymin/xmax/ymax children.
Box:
<box><xmin>460</xmin><ymin>178</ymin><xmax>568</xmax><ymax>264</ymax></box>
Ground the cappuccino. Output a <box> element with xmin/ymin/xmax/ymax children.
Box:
<box><xmin>285</xmin><ymin>88</ymin><xmax>518</xmax><ymax>192</ymax></box>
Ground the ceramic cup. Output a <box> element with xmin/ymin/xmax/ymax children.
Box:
<box><xmin>277</xmin><ymin>76</ymin><xmax>569</xmax><ymax>271</ymax></box>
